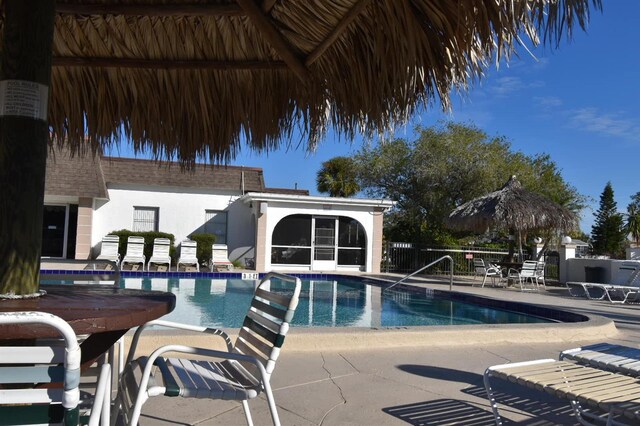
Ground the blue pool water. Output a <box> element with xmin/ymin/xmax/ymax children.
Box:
<box><xmin>111</xmin><ymin>277</ymin><xmax>552</xmax><ymax>328</ymax></box>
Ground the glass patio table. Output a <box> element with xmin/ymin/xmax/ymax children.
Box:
<box><xmin>0</xmin><ymin>284</ymin><xmax>176</xmax><ymax>369</ymax></box>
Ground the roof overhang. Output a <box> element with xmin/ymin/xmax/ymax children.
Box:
<box><xmin>241</xmin><ymin>192</ymin><xmax>395</xmax><ymax>210</ymax></box>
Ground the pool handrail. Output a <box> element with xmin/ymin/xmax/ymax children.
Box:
<box><xmin>384</xmin><ymin>255</ymin><xmax>454</xmax><ymax>292</ymax></box>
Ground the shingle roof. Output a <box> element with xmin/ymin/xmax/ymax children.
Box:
<box><xmin>263</xmin><ymin>187</ymin><xmax>309</xmax><ymax>196</ymax></box>
<box><xmin>45</xmin><ymin>148</ymin><xmax>108</xmax><ymax>199</ymax></box>
<box><xmin>100</xmin><ymin>157</ymin><xmax>265</xmax><ymax>192</ymax></box>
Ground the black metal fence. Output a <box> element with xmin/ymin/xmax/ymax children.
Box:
<box><xmin>382</xmin><ymin>242</ymin><xmax>559</xmax><ymax>280</ymax></box>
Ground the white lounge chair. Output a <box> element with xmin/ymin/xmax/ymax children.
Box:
<box><xmin>147</xmin><ymin>237</ymin><xmax>172</xmax><ymax>271</ymax></box>
<box><xmin>560</xmin><ymin>342</ymin><xmax>640</xmax><ymax>376</ymax></box>
<box><xmin>0</xmin><ymin>311</ymin><xmax>111</xmax><ymax>426</ymax></box>
<box><xmin>121</xmin><ymin>236</ymin><xmax>146</xmax><ymax>271</ymax></box>
<box><xmin>114</xmin><ymin>272</ymin><xmax>302</xmax><ymax>426</ymax></box>
<box><xmin>484</xmin><ymin>351</ymin><xmax>640</xmax><ymax>425</ymax></box>
<box><xmin>211</xmin><ymin>243</ymin><xmax>233</xmax><ymax>271</ymax></box>
<box><xmin>472</xmin><ymin>258</ymin><xmax>504</xmax><ymax>288</ymax></box>
<box><xmin>177</xmin><ymin>239</ymin><xmax>199</xmax><ymax>271</ymax></box>
<box><xmin>567</xmin><ymin>262</ymin><xmax>640</xmax><ymax>303</ymax></box>
<box><xmin>96</xmin><ymin>234</ymin><xmax>121</xmax><ymax>266</ymax></box>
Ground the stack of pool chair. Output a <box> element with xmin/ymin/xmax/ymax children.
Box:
<box><xmin>566</xmin><ymin>262</ymin><xmax>640</xmax><ymax>304</ymax></box>
<box><xmin>484</xmin><ymin>342</ymin><xmax>640</xmax><ymax>425</ymax></box>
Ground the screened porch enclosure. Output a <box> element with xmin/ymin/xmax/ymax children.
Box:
<box><xmin>271</xmin><ymin>214</ymin><xmax>367</xmax><ymax>270</ymax></box>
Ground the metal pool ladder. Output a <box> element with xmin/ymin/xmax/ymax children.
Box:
<box><xmin>384</xmin><ymin>255</ymin><xmax>454</xmax><ymax>292</ymax></box>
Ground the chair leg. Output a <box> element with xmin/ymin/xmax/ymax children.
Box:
<box><xmin>241</xmin><ymin>400</ymin><xmax>254</xmax><ymax>426</ymax></box>
<box><xmin>262</xmin><ymin>379</ymin><xmax>281</xmax><ymax>426</ymax></box>
<box><xmin>483</xmin><ymin>371</ymin><xmax>504</xmax><ymax>426</ymax></box>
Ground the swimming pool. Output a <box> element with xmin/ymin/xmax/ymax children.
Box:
<box><xmin>115</xmin><ymin>276</ymin><xmax>554</xmax><ymax>328</ymax></box>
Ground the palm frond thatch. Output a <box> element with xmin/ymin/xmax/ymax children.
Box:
<box><xmin>446</xmin><ymin>176</ymin><xmax>578</xmax><ymax>233</ymax></box>
<box><xmin>0</xmin><ymin>0</ymin><xmax>601</xmax><ymax>164</ymax></box>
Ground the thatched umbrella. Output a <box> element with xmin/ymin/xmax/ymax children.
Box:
<box><xmin>447</xmin><ymin>176</ymin><xmax>578</xmax><ymax>260</ymax></box>
<box><xmin>0</xmin><ymin>1</ymin><xmax>599</xmax><ymax>295</ymax></box>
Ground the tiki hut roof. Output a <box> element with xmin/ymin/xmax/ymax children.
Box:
<box><xmin>446</xmin><ymin>176</ymin><xmax>578</xmax><ymax>233</ymax></box>
<box><xmin>0</xmin><ymin>0</ymin><xmax>600</xmax><ymax>164</ymax></box>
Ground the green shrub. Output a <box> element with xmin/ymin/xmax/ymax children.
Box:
<box><xmin>187</xmin><ymin>233</ymin><xmax>217</xmax><ymax>265</ymax></box>
<box><xmin>107</xmin><ymin>230</ymin><xmax>177</xmax><ymax>261</ymax></box>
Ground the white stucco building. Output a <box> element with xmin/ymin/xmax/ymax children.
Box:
<box><xmin>43</xmin><ymin>149</ymin><xmax>393</xmax><ymax>273</ymax></box>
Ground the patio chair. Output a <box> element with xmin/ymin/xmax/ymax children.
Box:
<box><xmin>535</xmin><ymin>260</ymin><xmax>546</xmax><ymax>288</ymax></box>
<box><xmin>0</xmin><ymin>311</ymin><xmax>111</xmax><ymax>426</ymax></box>
<box><xmin>566</xmin><ymin>262</ymin><xmax>640</xmax><ymax>303</ymax></box>
<box><xmin>484</xmin><ymin>355</ymin><xmax>640</xmax><ymax>425</ymax></box>
<box><xmin>114</xmin><ymin>272</ymin><xmax>302</xmax><ymax>426</ymax></box>
<box><xmin>147</xmin><ymin>237</ymin><xmax>172</xmax><ymax>271</ymax></box>
<box><xmin>506</xmin><ymin>260</ymin><xmax>540</xmax><ymax>291</ymax></box>
<box><xmin>177</xmin><ymin>239</ymin><xmax>199</xmax><ymax>271</ymax></box>
<box><xmin>96</xmin><ymin>234</ymin><xmax>121</xmax><ymax>266</ymax></box>
<box><xmin>211</xmin><ymin>243</ymin><xmax>233</xmax><ymax>271</ymax></box>
<box><xmin>121</xmin><ymin>236</ymin><xmax>146</xmax><ymax>271</ymax></box>
<box><xmin>472</xmin><ymin>258</ymin><xmax>504</xmax><ymax>288</ymax></box>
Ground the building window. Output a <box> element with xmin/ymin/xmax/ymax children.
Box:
<box><xmin>133</xmin><ymin>207</ymin><xmax>159</xmax><ymax>232</ymax></box>
<box><xmin>337</xmin><ymin>217</ymin><xmax>366</xmax><ymax>266</ymax></box>
<box><xmin>270</xmin><ymin>214</ymin><xmax>366</xmax><ymax>267</ymax></box>
<box><xmin>271</xmin><ymin>214</ymin><xmax>312</xmax><ymax>265</ymax></box>
<box><xmin>205</xmin><ymin>210</ymin><xmax>228</xmax><ymax>244</ymax></box>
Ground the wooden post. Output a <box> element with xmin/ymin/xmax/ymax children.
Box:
<box><xmin>0</xmin><ymin>1</ymin><xmax>56</xmax><ymax>295</ymax></box>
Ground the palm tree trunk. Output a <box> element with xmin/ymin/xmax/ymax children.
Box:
<box><xmin>0</xmin><ymin>1</ymin><xmax>55</xmax><ymax>295</ymax></box>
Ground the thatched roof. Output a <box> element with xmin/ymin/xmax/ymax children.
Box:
<box><xmin>446</xmin><ymin>176</ymin><xmax>578</xmax><ymax>233</ymax></box>
<box><xmin>0</xmin><ymin>1</ymin><xmax>600</xmax><ymax>164</ymax></box>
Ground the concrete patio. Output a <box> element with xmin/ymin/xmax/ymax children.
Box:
<box><xmin>130</xmin><ymin>276</ymin><xmax>640</xmax><ymax>425</ymax></box>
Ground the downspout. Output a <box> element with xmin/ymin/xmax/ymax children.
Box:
<box><xmin>241</xmin><ymin>167</ymin><xmax>245</xmax><ymax>195</ymax></box>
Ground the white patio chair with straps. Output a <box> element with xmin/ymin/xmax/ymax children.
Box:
<box><xmin>114</xmin><ymin>272</ymin><xmax>302</xmax><ymax>426</ymax></box>
<box><xmin>0</xmin><ymin>311</ymin><xmax>111</xmax><ymax>426</ymax></box>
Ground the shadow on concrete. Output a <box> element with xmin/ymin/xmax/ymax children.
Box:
<box><xmin>382</xmin><ymin>399</ymin><xmax>496</xmax><ymax>425</ymax></box>
<box><xmin>397</xmin><ymin>364</ymin><xmax>482</xmax><ymax>386</ymax></box>
<box><xmin>395</xmin><ymin>364</ymin><xmax>578</xmax><ymax>425</ymax></box>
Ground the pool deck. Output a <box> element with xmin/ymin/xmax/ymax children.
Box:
<box><xmin>127</xmin><ymin>275</ymin><xmax>640</xmax><ymax>425</ymax></box>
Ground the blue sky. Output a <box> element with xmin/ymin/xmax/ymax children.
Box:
<box><xmin>108</xmin><ymin>2</ymin><xmax>639</xmax><ymax>234</ymax></box>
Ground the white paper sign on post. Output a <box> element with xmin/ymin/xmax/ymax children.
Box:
<box><xmin>0</xmin><ymin>79</ymin><xmax>49</xmax><ymax>120</ymax></box>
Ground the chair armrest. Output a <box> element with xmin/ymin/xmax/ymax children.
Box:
<box><xmin>145</xmin><ymin>344</ymin><xmax>271</xmax><ymax>383</ymax></box>
<box><xmin>126</xmin><ymin>320</ymin><xmax>233</xmax><ymax>363</ymax></box>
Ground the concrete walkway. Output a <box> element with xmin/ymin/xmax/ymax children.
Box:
<box><xmin>132</xmin><ymin>276</ymin><xmax>640</xmax><ymax>425</ymax></box>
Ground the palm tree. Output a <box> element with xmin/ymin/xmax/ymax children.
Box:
<box><xmin>626</xmin><ymin>204</ymin><xmax>640</xmax><ymax>246</ymax></box>
<box><xmin>316</xmin><ymin>157</ymin><xmax>360</xmax><ymax>198</ymax></box>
